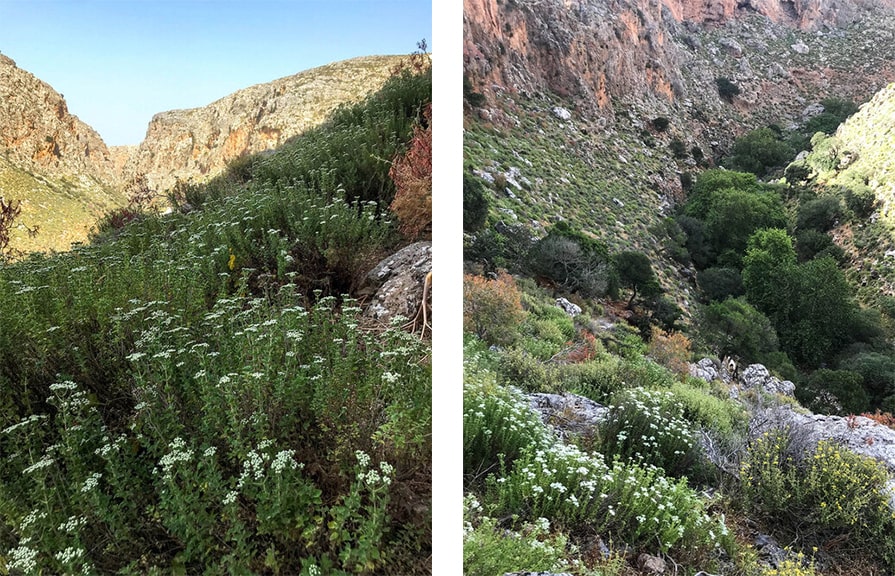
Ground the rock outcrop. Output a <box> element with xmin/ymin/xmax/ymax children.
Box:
<box><xmin>361</xmin><ymin>241</ymin><xmax>432</xmax><ymax>328</ymax></box>
<box><xmin>118</xmin><ymin>55</ymin><xmax>409</xmax><ymax>193</ymax></box>
<box><xmin>0</xmin><ymin>54</ymin><xmax>117</xmax><ymax>185</ymax></box>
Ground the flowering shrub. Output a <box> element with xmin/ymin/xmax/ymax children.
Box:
<box><xmin>463</xmin><ymin>494</ymin><xmax>572</xmax><ymax>576</ymax></box>
<box><xmin>741</xmin><ymin>431</ymin><xmax>895</xmax><ymax>566</ymax></box>
<box><xmin>597</xmin><ymin>388</ymin><xmax>700</xmax><ymax>478</ymax></box>
<box><xmin>464</xmin><ymin>364</ymin><xmax>553</xmax><ymax>480</ymax></box>
<box><xmin>493</xmin><ymin>442</ymin><xmax>726</xmax><ymax>552</ymax></box>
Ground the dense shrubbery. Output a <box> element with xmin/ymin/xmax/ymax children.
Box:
<box><xmin>741</xmin><ymin>431</ymin><xmax>895</xmax><ymax>566</ymax></box>
<box><xmin>723</xmin><ymin>127</ymin><xmax>795</xmax><ymax>176</ymax></box>
<box><xmin>0</xmin><ymin>67</ymin><xmax>432</xmax><ymax>574</ymax></box>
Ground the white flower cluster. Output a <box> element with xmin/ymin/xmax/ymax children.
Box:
<box><xmin>2</xmin><ymin>414</ymin><xmax>48</xmax><ymax>435</ymax></box>
<box><xmin>271</xmin><ymin>449</ymin><xmax>301</xmax><ymax>473</ymax></box>
<box><xmin>23</xmin><ymin>454</ymin><xmax>55</xmax><ymax>474</ymax></box>
<box><xmin>157</xmin><ymin>437</ymin><xmax>194</xmax><ymax>480</ymax></box>
<box><xmin>58</xmin><ymin>515</ymin><xmax>87</xmax><ymax>533</ymax></box>
<box><xmin>7</xmin><ymin>545</ymin><xmax>38</xmax><ymax>572</ymax></box>
<box><xmin>54</xmin><ymin>546</ymin><xmax>85</xmax><ymax>564</ymax></box>
<box><xmin>20</xmin><ymin>509</ymin><xmax>47</xmax><ymax>531</ymax></box>
<box><xmin>81</xmin><ymin>472</ymin><xmax>102</xmax><ymax>493</ymax></box>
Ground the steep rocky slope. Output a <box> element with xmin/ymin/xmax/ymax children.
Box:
<box><xmin>0</xmin><ymin>54</ymin><xmax>411</xmax><ymax>255</ymax></box>
<box><xmin>0</xmin><ymin>54</ymin><xmax>118</xmax><ymax>184</ymax></box>
<box><xmin>0</xmin><ymin>54</ymin><xmax>125</xmax><ymax>253</ymax></box>
<box><xmin>118</xmin><ymin>55</ymin><xmax>409</xmax><ymax>193</ymax></box>
<box><xmin>464</xmin><ymin>0</ymin><xmax>895</xmax><ymax>297</ymax></box>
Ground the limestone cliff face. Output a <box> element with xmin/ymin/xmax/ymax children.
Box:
<box><xmin>119</xmin><ymin>55</ymin><xmax>408</xmax><ymax>193</ymax></box>
<box><xmin>464</xmin><ymin>0</ymin><xmax>895</xmax><ymax>125</ymax></box>
<box><xmin>0</xmin><ymin>54</ymin><xmax>117</xmax><ymax>185</ymax></box>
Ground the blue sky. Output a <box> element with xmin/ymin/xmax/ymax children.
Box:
<box><xmin>0</xmin><ymin>0</ymin><xmax>432</xmax><ymax>145</ymax></box>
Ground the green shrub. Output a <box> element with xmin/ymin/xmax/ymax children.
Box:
<box><xmin>716</xmin><ymin>77</ymin><xmax>741</xmax><ymax>100</ymax></box>
<box><xmin>463</xmin><ymin>173</ymin><xmax>490</xmax><ymax>232</ymax></box>
<box><xmin>844</xmin><ymin>184</ymin><xmax>876</xmax><ymax>218</ymax></box>
<box><xmin>797</xmin><ymin>195</ymin><xmax>843</xmax><ymax>231</ymax></box>
<box><xmin>527</xmin><ymin>224</ymin><xmax>615</xmax><ymax>298</ymax></box>
<box><xmin>463</xmin><ymin>496</ymin><xmax>571</xmax><ymax>576</ymax></box>
<box><xmin>463</xmin><ymin>368</ymin><xmax>553</xmax><ymax>481</ymax></box>
<box><xmin>724</xmin><ymin>128</ymin><xmax>796</xmax><ymax>176</ymax></box>
<box><xmin>697</xmin><ymin>267</ymin><xmax>744</xmax><ymax>302</ymax></box>
<box><xmin>670</xmin><ymin>138</ymin><xmax>688</xmax><ymax>159</ymax></box>
<box><xmin>697</xmin><ymin>297</ymin><xmax>779</xmax><ymax>363</ymax></box>
<box><xmin>597</xmin><ymin>388</ymin><xmax>699</xmax><ymax>477</ymax></box>
<box><xmin>668</xmin><ymin>381</ymin><xmax>748</xmax><ymax>441</ymax></box>
<box><xmin>496</xmin><ymin>347</ymin><xmax>555</xmax><ymax>391</ymax></box>
<box><xmin>741</xmin><ymin>431</ymin><xmax>895</xmax><ymax>566</ymax></box>
<box><xmin>796</xmin><ymin>368</ymin><xmax>868</xmax><ymax>415</ymax></box>
<box><xmin>652</xmin><ymin>117</ymin><xmax>671</xmax><ymax>132</ymax></box>
<box><xmin>493</xmin><ymin>442</ymin><xmax>726</xmax><ymax>553</ymax></box>
<box><xmin>795</xmin><ymin>229</ymin><xmax>844</xmax><ymax>262</ymax></box>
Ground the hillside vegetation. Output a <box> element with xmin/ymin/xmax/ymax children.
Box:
<box><xmin>0</xmin><ymin>61</ymin><xmax>431</xmax><ymax>575</ymax></box>
<box><xmin>463</xmin><ymin>52</ymin><xmax>895</xmax><ymax>576</ymax></box>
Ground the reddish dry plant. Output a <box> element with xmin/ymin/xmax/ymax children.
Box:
<box><xmin>648</xmin><ymin>326</ymin><xmax>692</xmax><ymax>378</ymax></box>
<box><xmin>860</xmin><ymin>410</ymin><xmax>895</xmax><ymax>430</ymax></box>
<box><xmin>463</xmin><ymin>271</ymin><xmax>525</xmax><ymax>346</ymax></box>
<box><xmin>562</xmin><ymin>330</ymin><xmax>601</xmax><ymax>364</ymax></box>
<box><xmin>389</xmin><ymin>102</ymin><xmax>432</xmax><ymax>240</ymax></box>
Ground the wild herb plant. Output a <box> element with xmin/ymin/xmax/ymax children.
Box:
<box><xmin>0</xmin><ymin>65</ymin><xmax>432</xmax><ymax>574</ymax></box>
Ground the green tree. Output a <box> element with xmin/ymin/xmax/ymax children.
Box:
<box><xmin>797</xmin><ymin>369</ymin><xmax>868</xmax><ymax>415</ymax></box>
<box><xmin>704</xmin><ymin>188</ymin><xmax>787</xmax><ymax>267</ymax></box>
<box><xmin>716</xmin><ymin>77</ymin><xmax>740</xmax><ymax>100</ymax></box>
<box><xmin>797</xmin><ymin>195</ymin><xmax>843</xmax><ymax>231</ymax></box>
<box><xmin>697</xmin><ymin>297</ymin><xmax>779</xmax><ymax>362</ymax></box>
<box><xmin>683</xmin><ymin>169</ymin><xmax>763</xmax><ymax>218</ymax></box>
<box><xmin>463</xmin><ymin>172</ymin><xmax>490</xmax><ymax>232</ymax></box>
<box><xmin>839</xmin><ymin>352</ymin><xmax>895</xmax><ymax>406</ymax></box>
<box><xmin>724</xmin><ymin>127</ymin><xmax>795</xmax><ymax>176</ymax></box>
<box><xmin>527</xmin><ymin>223</ymin><xmax>615</xmax><ymax>298</ymax></box>
<box><xmin>615</xmin><ymin>251</ymin><xmax>660</xmax><ymax>307</ymax></box>
<box><xmin>696</xmin><ymin>267</ymin><xmax>743</xmax><ymax>302</ymax></box>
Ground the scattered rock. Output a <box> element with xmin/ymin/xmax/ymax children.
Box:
<box><xmin>791</xmin><ymin>40</ymin><xmax>810</xmax><ymax>54</ymax></box>
<box><xmin>740</xmin><ymin>364</ymin><xmax>795</xmax><ymax>396</ymax></box>
<box><xmin>552</xmin><ymin>106</ymin><xmax>572</xmax><ymax>121</ymax></box>
<box><xmin>801</xmin><ymin>102</ymin><xmax>826</xmax><ymax>120</ymax></box>
<box><xmin>361</xmin><ymin>241</ymin><xmax>431</xmax><ymax>326</ymax></box>
<box><xmin>637</xmin><ymin>552</ymin><xmax>666</xmax><ymax>574</ymax></box>
<box><xmin>528</xmin><ymin>392</ymin><xmax>609</xmax><ymax>437</ymax></box>
<box><xmin>766</xmin><ymin>62</ymin><xmax>790</xmax><ymax>79</ymax></box>
<box><xmin>690</xmin><ymin>357</ymin><xmax>720</xmax><ymax>383</ymax></box>
<box><xmin>613</xmin><ymin>197</ymin><xmax>625</xmax><ymax>208</ymax></box>
<box><xmin>555</xmin><ymin>297</ymin><xmax>582</xmax><ymax>317</ymax></box>
<box><xmin>719</xmin><ymin>37</ymin><xmax>743</xmax><ymax>57</ymax></box>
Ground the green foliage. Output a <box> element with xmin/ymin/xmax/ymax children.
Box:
<box><xmin>697</xmin><ymin>267</ymin><xmax>744</xmax><ymax>302</ymax></box>
<box><xmin>795</xmin><ymin>229</ymin><xmax>844</xmax><ymax>263</ymax></box>
<box><xmin>802</xmin><ymin>98</ymin><xmax>859</xmax><ymax>136</ymax></box>
<box><xmin>839</xmin><ymin>352</ymin><xmax>895</xmax><ymax>405</ymax></box>
<box><xmin>0</xmin><ymin>70</ymin><xmax>433</xmax><ymax>574</ymax></box>
<box><xmin>597</xmin><ymin>388</ymin><xmax>699</xmax><ymax>478</ymax></box>
<box><xmin>614</xmin><ymin>250</ymin><xmax>660</xmax><ymax>306</ymax></box>
<box><xmin>670</xmin><ymin>138</ymin><xmax>688</xmax><ymax>159</ymax></box>
<box><xmin>796</xmin><ymin>195</ymin><xmax>843</xmax><ymax>231</ymax></box>
<box><xmin>463</xmin><ymin>172</ymin><xmax>491</xmax><ymax>232</ymax></box>
<box><xmin>740</xmin><ymin>432</ymin><xmax>895</xmax><ymax>567</ymax></box>
<box><xmin>724</xmin><ymin>128</ymin><xmax>796</xmax><ymax>176</ymax></box>
<box><xmin>697</xmin><ymin>297</ymin><xmax>779</xmax><ymax>363</ymax></box>
<box><xmin>844</xmin><ymin>184</ymin><xmax>877</xmax><ymax>218</ymax></box>
<box><xmin>797</xmin><ymin>368</ymin><xmax>869</xmax><ymax>415</ymax></box>
<box><xmin>463</xmin><ymin>500</ymin><xmax>571</xmax><ymax>576</ymax></box>
<box><xmin>528</xmin><ymin>223</ymin><xmax>615</xmax><ymax>298</ymax></box>
<box><xmin>463</xmin><ymin>365</ymin><xmax>553</xmax><ymax>481</ymax></box>
<box><xmin>668</xmin><ymin>381</ymin><xmax>748</xmax><ymax>442</ymax></box>
<box><xmin>683</xmin><ymin>169</ymin><xmax>763</xmax><ymax>219</ymax></box>
<box><xmin>251</xmin><ymin>67</ymin><xmax>431</xmax><ymax>208</ymax></box>
<box><xmin>652</xmin><ymin>117</ymin><xmax>671</xmax><ymax>132</ymax></box>
<box><xmin>716</xmin><ymin>77</ymin><xmax>741</xmax><ymax>100</ymax></box>
<box><xmin>492</xmin><ymin>442</ymin><xmax>726</xmax><ymax>553</ymax></box>
<box><xmin>806</xmin><ymin>134</ymin><xmax>844</xmax><ymax>173</ymax></box>
<box><xmin>704</xmin><ymin>188</ymin><xmax>787</xmax><ymax>267</ymax></box>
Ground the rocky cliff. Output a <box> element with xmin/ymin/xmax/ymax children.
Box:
<box><xmin>463</xmin><ymin>0</ymin><xmax>895</xmax><ymax>296</ymax></box>
<box><xmin>118</xmin><ymin>55</ymin><xmax>409</xmax><ymax>193</ymax></box>
<box><xmin>0</xmin><ymin>54</ymin><xmax>117</xmax><ymax>185</ymax></box>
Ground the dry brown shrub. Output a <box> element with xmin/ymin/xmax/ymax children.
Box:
<box><xmin>389</xmin><ymin>103</ymin><xmax>432</xmax><ymax>240</ymax></box>
<box><xmin>648</xmin><ymin>326</ymin><xmax>692</xmax><ymax>378</ymax></box>
<box><xmin>463</xmin><ymin>271</ymin><xmax>525</xmax><ymax>346</ymax></box>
